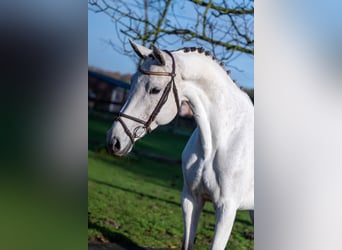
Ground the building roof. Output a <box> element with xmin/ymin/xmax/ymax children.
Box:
<box><xmin>88</xmin><ymin>70</ymin><xmax>130</xmax><ymax>90</ymax></box>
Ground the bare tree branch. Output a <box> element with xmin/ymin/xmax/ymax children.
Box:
<box><xmin>190</xmin><ymin>0</ymin><xmax>254</xmax><ymax>15</ymax></box>
<box><xmin>89</xmin><ymin>0</ymin><xmax>254</xmax><ymax>66</ymax></box>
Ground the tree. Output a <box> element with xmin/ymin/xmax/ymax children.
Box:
<box><xmin>89</xmin><ymin>0</ymin><xmax>253</xmax><ymax>68</ymax></box>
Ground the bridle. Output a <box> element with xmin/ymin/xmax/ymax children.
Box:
<box><xmin>115</xmin><ymin>50</ymin><xmax>181</xmax><ymax>144</ymax></box>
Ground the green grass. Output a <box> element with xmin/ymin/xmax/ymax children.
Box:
<box><xmin>88</xmin><ymin>115</ymin><xmax>188</xmax><ymax>158</ymax></box>
<box><xmin>88</xmin><ymin>115</ymin><xmax>254</xmax><ymax>249</ymax></box>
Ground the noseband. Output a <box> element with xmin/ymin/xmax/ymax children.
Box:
<box><xmin>115</xmin><ymin>50</ymin><xmax>181</xmax><ymax>144</ymax></box>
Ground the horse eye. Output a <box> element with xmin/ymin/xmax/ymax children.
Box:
<box><xmin>149</xmin><ymin>87</ymin><xmax>161</xmax><ymax>95</ymax></box>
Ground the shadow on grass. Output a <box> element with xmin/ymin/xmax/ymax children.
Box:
<box><xmin>89</xmin><ymin>177</ymin><xmax>253</xmax><ymax>228</ymax></box>
<box><xmin>88</xmin><ymin>216</ymin><xmax>145</xmax><ymax>249</ymax></box>
<box><xmin>89</xmin><ymin>151</ymin><xmax>184</xmax><ymax>192</ymax></box>
<box><xmin>235</xmin><ymin>216</ymin><xmax>253</xmax><ymax>227</ymax></box>
<box><xmin>89</xmin><ymin>177</ymin><xmax>180</xmax><ymax>208</ymax></box>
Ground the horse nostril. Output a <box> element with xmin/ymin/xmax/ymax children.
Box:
<box><xmin>107</xmin><ymin>136</ymin><xmax>121</xmax><ymax>153</ymax></box>
<box><xmin>112</xmin><ymin>137</ymin><xmax>121</xmax><ymax>152</ymax></box>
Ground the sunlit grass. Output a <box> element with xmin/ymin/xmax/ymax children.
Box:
<box><xmin>88</xmin><ymin>116</ymin><xmax>254</xmax><ymax>249</ymax></box>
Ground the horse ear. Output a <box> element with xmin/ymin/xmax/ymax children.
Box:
<box><xmin>129</xmin><ymin>39</ymin><xmax>151</xmax><ymax>59</ymax></box>
<box><xmin>151</xmin><ymin>44</ymin><xmax>165</xmax><ymax>66</ymax></box>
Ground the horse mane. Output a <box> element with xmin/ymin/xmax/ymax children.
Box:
<box><xmin>172</xmin><ymin>47</ymin><xmax>234</xmax><ymax>80</ymax></box>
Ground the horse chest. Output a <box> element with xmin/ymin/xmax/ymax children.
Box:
<box><xmin>183</xmin><ymin>154</ymin><xmax>222</xmax><ymax>202</ymax></box>
<box><xmin>183</xmin><ymin>136</ymin><xmax>246</xmax><ymax>204</ymax></box>
<box><xmin>182</xmin><ymin>129</ymin><xmax>225</xmax><ymax>201</ymax></box>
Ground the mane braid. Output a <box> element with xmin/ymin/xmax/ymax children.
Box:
<box><xmin>174</xmin><ymin>47</ymin><xmax>229</xmax><ymax>74</ymax></box>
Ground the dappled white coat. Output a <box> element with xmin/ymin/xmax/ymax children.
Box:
<box><xmin>107</xmin><ymin>41</ymin><xmax>254</xmax><ymax>250</ymax></box>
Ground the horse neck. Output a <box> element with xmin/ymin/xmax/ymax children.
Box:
<box><xmin>174</xmin><ymin>52</ymin><xmax>253</xmax><ymax>157</ymax></box>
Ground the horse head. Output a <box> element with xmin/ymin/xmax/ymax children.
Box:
<box><xmin>106</xmin><ymin>41</ymin><xmax>180</xmax><ymax>156</ymax></box>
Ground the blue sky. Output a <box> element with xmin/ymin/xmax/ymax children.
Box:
<box><xmin>88</xmin><ymin>8</ymin><xmax>254</xmax><ymax>88</ymax></box>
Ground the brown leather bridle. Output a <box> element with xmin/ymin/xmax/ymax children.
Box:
<box><xmin>115</xmin><ymin>50</ymin><xmax>181</xmax><ymax>144</ymax></box>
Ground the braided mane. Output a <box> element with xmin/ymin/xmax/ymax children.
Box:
<box><xmin>173</xmin><ymin>47</ymin><xmax>233</xmax><ymax>78</ymax></box>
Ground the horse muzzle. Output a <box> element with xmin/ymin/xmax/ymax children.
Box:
<box><xmin>106</xmin><ymin>129</ymin><xmax>133</xmax><ymax>156</ymax></box>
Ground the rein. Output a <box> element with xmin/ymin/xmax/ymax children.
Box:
<box><xmin>115</xmin><ymin>50</ymin><xmax>181</xmax><ymax>144</ymax></box>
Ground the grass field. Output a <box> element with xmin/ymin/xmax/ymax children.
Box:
<box><xmin>88</xmin><ymin>115</ymin><xmax>254</xmax><ymax>249</ymax></box>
